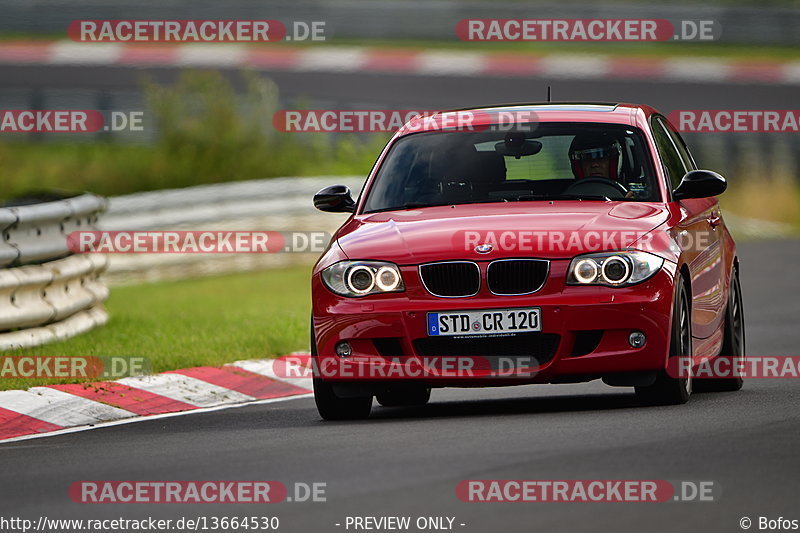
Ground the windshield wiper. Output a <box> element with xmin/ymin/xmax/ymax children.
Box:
<box><xmin>514</xmin><ymin>194</ymin><xmax>612</xmax><ymax>202</ymax></box>
<box><xmin>368</xmin><ymin>198</ymin><xmax>524</xmax><ymax>214</ymax></box>
<box><xmin>401</xmin><ymin>202</ymin><xmax>438</xmax><ymax>209</ymax></box>
<box><xmin>399</xmin><ymin>199</ymin><xmax>507</xmax><ymax>210</ymax></box>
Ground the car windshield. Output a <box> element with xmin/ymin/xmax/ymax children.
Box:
<box><xmin>362</xmin><ymin>123</ymin><xmax>660</xmax><ymax>213</ymax></box>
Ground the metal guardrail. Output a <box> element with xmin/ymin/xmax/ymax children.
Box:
<box><xmin>0</xmin><ymin>194</ymin><xmax>109</xmax><ymax>350</ymax></box>
<box><xmin>1</xmin><ymin>193</ymin><xmax>106</xmax><ymax>266</ymax></box>
<box><xmin>101</xmin><ymin>176</ymin><xmax>363</xmax><ymax>230</ymax></box>
<box><xmin>100</xmin><ymin>176</ymin><xmax>365</xmax><ymax>284</ymax></box>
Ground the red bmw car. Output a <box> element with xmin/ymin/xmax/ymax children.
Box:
<box><xmin>310</xmin><ymin>103</ymin><xmax>744</xmax><ymax>420</ymax></box>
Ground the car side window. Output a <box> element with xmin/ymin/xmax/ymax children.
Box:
<box><xmin>658</xmin><ymin>116</ymin><xmax>697</xmax><ymax>172</ymax></box>
<box><xmin>651</xmin><ymin>117</ymin><xmax>687</xmax><ymax>191</ymax></box>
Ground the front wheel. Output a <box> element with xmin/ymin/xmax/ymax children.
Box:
<box><xmin>695</xmin><ymin>268</ymin><xmax>745</xmax><ymax>392</ymax></box>
<box><xmin>313</xmin><ymin>377</ymin><xmax>373</xmax><ymax>421</ymax></box>
<box><xmin>311</xmin><ymin>316</ymin><xmax>372</xmax><ymax>420</ymax></box>
<box><xmin>635</xmin><ymin>279</ymin><xmax>693</xmax><ymax>405</ymax></box>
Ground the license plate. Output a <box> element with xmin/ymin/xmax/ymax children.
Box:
<box><xmin>427</xmin><ymin>308</ymin><xmax>541</xmax><ymax>336</ymax></box>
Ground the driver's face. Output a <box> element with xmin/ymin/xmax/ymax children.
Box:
<box><xmin>580</xmin><ymin>156</ymin><xmax>610</xmax><ymax>178</ymax></box>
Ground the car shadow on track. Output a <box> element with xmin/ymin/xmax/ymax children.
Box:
<box><xmin>359</xmin><ymin>389</ymin><xmax>721</xmax><ymax>423</ymax></box>
<box><xmin>370</xmin><ymin>393</ymin><xmax>633</xmax><ymax>421</ymax></box>
<box><xmin>253</xmin><ymin>386</ymin><xmax>732</xmax><ymax>428</ymax></box>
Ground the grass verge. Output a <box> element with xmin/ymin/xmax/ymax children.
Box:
<box><xmin>721</xmin><ymin>181</ymin><xmax>800</xmax><ymax>230</ymax></box>
<box><xmin>1</xmin><ymin>266</ymin><xmax>311</xmax><ymax>391</ymax></box>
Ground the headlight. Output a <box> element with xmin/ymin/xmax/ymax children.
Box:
<box><xmin>321</xmin><ymin>261</ymin><xmax>405</xmax><ymax>297</ymax></box>
<box><xmin>567</xmin><ymin>251</ymin><xmax>663</xmax><ymax>287</ymax></box>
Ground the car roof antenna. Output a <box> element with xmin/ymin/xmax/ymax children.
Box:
<box><xmin>547</xmin><ymin>85</ymin><xmax>552</xmax><ymax>103</ymax></box>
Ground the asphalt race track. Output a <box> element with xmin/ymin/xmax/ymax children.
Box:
<box><xmin>1</xmin><ymin>239</ymin><xmax>798</xmax><ymax>532</ymax></box>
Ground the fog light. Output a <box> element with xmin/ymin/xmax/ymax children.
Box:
<box><xmin>335</xmin><ymin>341</ymin><xmax>352</xmax><ymax>357</ymax></box>
<box><xmin>628</xmin><ymin>331</ymin><xmax>646</xmax><ymax>348</ymax></box>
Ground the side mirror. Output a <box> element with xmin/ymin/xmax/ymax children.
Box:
<box><xmin>672</xmin><ymin>170</ymin><xmax>727</xmax><ymax>201</ymax></box>
<box><xmin>314</xmin><ymin>185</ymin><xmax>356</xmax><ymax>213</ymax></box>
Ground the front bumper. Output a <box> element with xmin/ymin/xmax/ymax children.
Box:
<box><xmin>311</xmin><ymin>261</ymin><xmax>676</xmax><ymax>386</ymax></box>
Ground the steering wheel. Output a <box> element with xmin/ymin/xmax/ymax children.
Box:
<box><xmin>563</xmin><ymin>177</ymin><xmax>629</xmax><ymax>199</ymax></box>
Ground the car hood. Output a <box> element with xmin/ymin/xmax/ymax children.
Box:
<box><xmin>336</xmin><ymin>201</ymin><xmax>670</xmax><ymax>264</ymax></box>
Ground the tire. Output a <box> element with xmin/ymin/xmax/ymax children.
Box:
<box><xmin>310</xmin><ymin>317</ymin><xmax>372</xmax><ymax>421</ymax></box>
<box><xmin>695</xmin><ymin>268</ymin><xmax>745</xmax><ymax>392</ymax></box>
<box><xmin>313</xmin><ymin>377</ymin><xmax>373</xmax><ymax>420</ymax></box>
<box><xmin>376</xmin><ymin>387</ymin><xmax>431</xmax><ymax>407</ymax></box>
<box><xmin>635</xmin><ymin>278</ymin><xmax>693</xmax><ymax>405</ymax></box>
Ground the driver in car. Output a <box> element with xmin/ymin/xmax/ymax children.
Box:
<box><xmin>568</xmin><ymin>133</ymin><xmax>634</xmax><ymax>198</ymax></box>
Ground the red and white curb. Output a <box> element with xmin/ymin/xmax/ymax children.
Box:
<box><xmin>0</xmin><ymin>353</ymin><xmax>313</xmax><ymax>443</ymax></box>
<box><xmin>0</xmin><ymin>41</ymin><xmax>798</xmax><ymax>85</ymax></box>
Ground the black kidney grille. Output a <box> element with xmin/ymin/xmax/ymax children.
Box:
<box><xmin>419</xmin><ymin>262</ymin><xmax>480</xmax><ymax>297</ymax></box>
<box><xmin>487</xmin><ymin>259</ymin><xmax>549</xmax><ymax>295</ymax></box>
